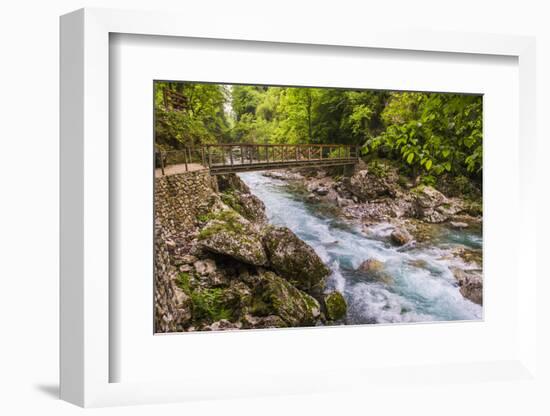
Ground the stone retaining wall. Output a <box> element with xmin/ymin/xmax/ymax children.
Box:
<box><xmin>154</xmin><ymin>169</ymin><xmax>215</xmax><ymax>332</ymax></box>
<box><xmin>155</xmin><ymin>169</ymin><xmax>216</xmax><ymax>237</ymax></box>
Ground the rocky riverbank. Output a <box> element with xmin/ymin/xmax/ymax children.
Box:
<box><xmin>155</xmin><ymin>171</ymin><xmax>347</xmax><ymax>332</ymax></box>
<box><xmin>262</xmin><ymin>159</ymin><xmax>483</xmax><ymax>306</ymax></box>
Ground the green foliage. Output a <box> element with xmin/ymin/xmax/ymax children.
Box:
<box><xmin>155</xmin><ymin>81</ymin><xmax>482</xmax><ymax>186</ymax></box>
<box><xmin>365</xmin><ymin>92</ymin><xmax>482</xmax><ymax>180</ymax></box>
<box><xmin>154</xmin><ymin>81</ymin><xmax>231</xmax><ymax>149</ymax></box>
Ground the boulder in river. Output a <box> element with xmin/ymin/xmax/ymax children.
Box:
<box><xmin>262</xmin><ymin>226</ymin><xmax>330</xmax><ymax>295</ymax></box>
<box><xmin>357</xmin><ymin>259</ymin><xmax>394</xmax><ymax>285</ymax></box>
<box><xmin>390</xmin><ymin>227</ymin><xmax>413</xmax><ymax>246</ymax></box>
<box><xmin>324</xmin><ymin>291</ymin><xmax>347</xmax><ymax>321</ymax></box>
<box><xmin>254</xmin><ymin>271</ymin><xmax>321</xmax><ymax>327</ymax></box>
<box><xmin>198</xmin><ymin>209</ymin><xmax>269</xmax><ymax>266</ymax></box>
<box><xmin>451</xmin><ymin>267</ymin><xmax>483</xmax><ymax>305</ymax></box>
<box><xmin>358</xmin><ymin>258</ymin><xmax>384</xmax><ymax>273</ymax></box>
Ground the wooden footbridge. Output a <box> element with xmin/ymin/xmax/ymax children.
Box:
<box><xmin>156</xmin><ymin>143</ymin><xmax>360</xmax><ymax>176</ymax></box>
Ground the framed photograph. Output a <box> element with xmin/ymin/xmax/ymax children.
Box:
<box><xmin>60</xmin><ymin>8</ymin><xmax>537</xmax><ymax>407</ymax></box>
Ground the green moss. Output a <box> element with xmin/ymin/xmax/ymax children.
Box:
<box><xmin>197</xmin><ymin>209</ymin><xmax>245</xmax><ymax>240</ymax></box>
<box><xmin>325</xmin><ymin>291</ymin><xmax>347</xmax><ymax>321</ymax></box>
<box><xmin>220</xmin><ymin>190</ymin><xmax>244</xmax><ymax>215</ymax></box>
<box><xmin>177</xmin><ymin>271</ymin><xmax>234</xmax><ymax>322</ymax></box>
<box><xmin>250</xmin><ymin>297</ymin><xmax>271</xmax><ymax>316</ymax></box>
<box><xmin>176</xmin><ymin>272</ymin><xmax>191</xmax><ymax>293</ymax></box>
<box><xmin>190</xmin><ymin>288</ymin><xmax>232</xmax><ymax>322</ymax></box>
<box><xmin>196</xmin><ymin>213</ymin><xmax>212</xmax><ymax>223</ymax></box>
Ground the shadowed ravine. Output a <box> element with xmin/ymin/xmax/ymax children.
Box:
<box><xmin>240</xmin><ymin>171</ymin><xmax>483</xmax><ymax>325</ymax></box>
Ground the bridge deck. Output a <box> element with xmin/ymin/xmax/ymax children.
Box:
<box><xmin>208</xmin><ymin>157</ymin><xmax>357</xmax><ymax>175</ymax></box>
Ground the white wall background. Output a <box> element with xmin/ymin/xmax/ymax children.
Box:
<box><xmin>0</xmin><ymin>1</ymin><xmax>548</xmax><ymax>415</ymax></box>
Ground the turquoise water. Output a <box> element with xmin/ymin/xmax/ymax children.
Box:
<box><xmin>240</xmin><ymin>172</ymin><xmax>483</xmax><ymax>324</ymax></box>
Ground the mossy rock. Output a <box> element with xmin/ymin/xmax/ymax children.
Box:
<box><xmin>217</xmin><ymin>173</ymin><xmax>251</xmax><ymax>194</ymax></box>
<box><xmin>324</xmin><ymin>291</ymin><xmax>347</xmax><ymax>321</ymax></box>
<box><xmin>256</xmin><ymin>271</ymin><xmax>321</xmax><ymax>327</ymax></box>
<box><xmin>198</xmin><ymin>209</ymin><xmax>268</xmax><ymax>266</ymax></box>
<box><xmin>262</xmin><ymin>226</ymin><xmax>329</xmax><ymax>295</ymax></box>
<box><xmin>221</xmin><ymin>190</ymin><xmax>267</xmax><ymax>223</ymax></box>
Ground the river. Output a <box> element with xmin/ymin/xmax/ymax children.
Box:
<box><xmin>239</xmin><ymin>171</ymin><xmax>483</xmax><ymax>325</ymax></box>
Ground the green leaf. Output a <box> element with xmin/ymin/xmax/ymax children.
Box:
<box><xmin>425</xmin><ymin>159</ymin><xmax>432</xmax><ymax>170</ymax></box>
<box><xmin>406</xmin><ymin>153</ymin><xmax>414</xmax><ymax>164</ymax></box>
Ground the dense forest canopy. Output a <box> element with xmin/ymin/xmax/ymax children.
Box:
<box><xmin>154</xmin><ymin>81</ymin><xmax>482</xmax><ymax>184</ymax></box>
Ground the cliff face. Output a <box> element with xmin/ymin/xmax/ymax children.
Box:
<box><xmin>154</xmin><ymin>171</ymin><xmax>346</xmax><ymax>333</ymax></box>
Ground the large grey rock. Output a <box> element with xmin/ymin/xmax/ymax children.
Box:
<box><xmin>413</xmin><ymin>186</ymin><xmax>457</xmax><ymax>223</ymax></box>
<box><xmin>254</xmin><ymin>271</ymin><xmax>321</xmax><ymax>327</ymax></box>
<box><xmin>198</xmin><ymin>209</ymin><xmax>268</xmax><ymax>266</ymax></box>
<box><xmin>390</xmin><ymin>227</ymin><xmax>413</xmax><ymax>246</ymax></box>
<box><xmin>344</xmin><ymin>166</ymin><xmax>399</xmax><ymax>202</ymax></box>
<box><xmin>262</xmin><ymin>226</ymin><xmax>330</xmax><ymax>294</ymax></box>
<box><xmin>217</xmin><ymin>174</ymin><xmax>267</xmax><ymax>224</ymax></box>
<box><xmin>451</xmin><ymin>267</ymin><xmax>483</xmax><ymax>305</ymax></box>
<box><xmin>217</xmin><ymin>173</ymin><xmax>250</xmax><ymax>194</ymax></box>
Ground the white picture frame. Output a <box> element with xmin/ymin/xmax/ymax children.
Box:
<box><xmin>60</xmin><ymin>7</ymin><xmax>538</xmax><ymax>407</ymax></box>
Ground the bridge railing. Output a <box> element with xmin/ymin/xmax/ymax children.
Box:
<box><xmin>156</xmin><ymin>143</ymin><xmax>360</xmax><ymax>175</ymax></box>
<box><xmin>203</xmin><ymin>143</ymin><xmax>360</xmax><ymax>169</ymax></box>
